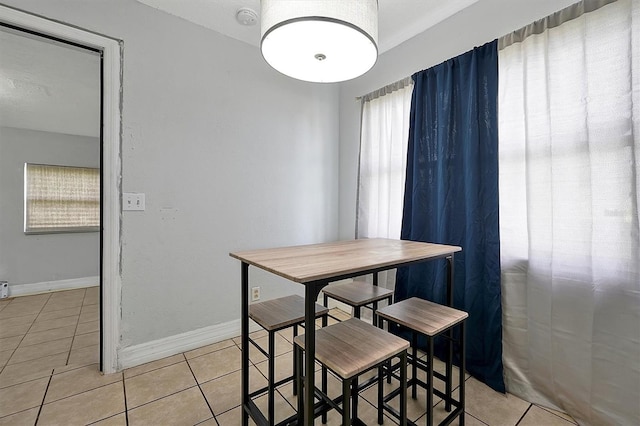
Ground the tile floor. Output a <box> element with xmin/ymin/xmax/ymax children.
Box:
<box><xmin>0</xmin><ymin>288</ymin><xmax>578</xmax><ymax>425</ymax></box>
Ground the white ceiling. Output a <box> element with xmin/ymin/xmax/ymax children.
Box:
<box><xmin>135</xmin><ymin>0</ymin><xmax>479</xmax><ymax>53</ymax></box>
<box><xmin>0</xmin><ymin>27</ymin><xmax>101</xmax><ymax>137</ymax></box>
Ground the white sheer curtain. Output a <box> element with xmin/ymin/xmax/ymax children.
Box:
<box><xmin>499</xmin><ymin>1</ymin><xmax>640</xmax><ymax>424</ymax></box>
<box><xmin>357</xmin><ymin>78</ymin><xmax>413</xmax><ymax>290</ymax></box>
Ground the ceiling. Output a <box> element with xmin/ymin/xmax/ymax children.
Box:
<box><xmin>0</xmin><ymin>27</ymin><xmax>101</xmax><ymax>138</ymax></box>
<box><xmin>135</xmin><ymin>0</ymin><xmax>479</xmax><ymax>54</ymax></box>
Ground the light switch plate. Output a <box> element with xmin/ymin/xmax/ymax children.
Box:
<box><xmin>123</xmin><ymin>193</ymin><xmax>145</xmax><ymax>211</ymax></box>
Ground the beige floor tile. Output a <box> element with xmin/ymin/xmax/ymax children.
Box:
<box><xmin>80</xmin><ymin>303</ymin><xmax>100</xmax><ymax>315</ymax></box>
<box><xmin>45</xmin><ymin>364</ymin><xmax>122</xmax><ymax>403</ymax></box>
<box><xmin>277</xmin><ymin>370</ymin><xmax>343</xmax><ymax>411</ymax></box>
<box><xmin>92</xmin><ymin>412</ymin><xmax>127</xmax><ymax>425</ymax></box>
<box><xmin>71</xmin><ymin>331</ymin><xmax>99</xmax><ymax>350</ymax></box>
<box><xmin>0</xmin><ymin>349</ymin><xmax>13</xmax><ymax>368</ymax></box>
<box><xmin>536</xmin><ymin>405</ymin><xmax>578</xmax><ymax>424</ymax></box>
<box><xmin>322</xmin><ymin>396</ymin><xmax>397</xmax><ymax>425</ymax></box>
<box><xmin>127</xmin><ymin>387</ymin><xmax>212</xmax><ymax>426</ymax></box>
<box><xmin>79</xmin><ymin>311</ymin><xmax>100</xmax><ymax>324</ymax></box>
<box><xmin>184</xmin><ymin>339</ymin><xmax>236</xmax><ymax>359</ymax></box>
<box><xmin>35</xmin><ymin>306</ymin><xmax>82</xmax><ymax>322</ymax></box>
<box><xmin>0</xmin><ymin>377</ymin><xmax>49</xmax><ymax>417</ymax></box>
<box><xmin>253</xmin><ymin>388</ymin><xmax>297</xmax><ymax>424</ymax></box>
<box><xmin>38</xmin><ymin>381</ymin><xmax>125</xmax><ymax>425</ymax></box>
<box><xmin>8</xmin><ymin>337</ymin><xmax>72</xmax><ymax>365</ymax></box>
<box><xmin>67</xmin><ymin>343</ymin><xmax>100</xmax><ymax>367</ymax></box>
<box><xmin>464</xmin><ymin>377</ymin><xmax>530</xmax><ymax>426</ymax></box>
<box><xmin>41</xmin><ymin>299</ymin><xmax>83</xmax><ymax>312</ymax></box>
<box><xmin>276</xmin><ymin>326</ymin><xmax>295</xmax><ymax>343</ymax></box>
<box><xmin>30</xmin><ymin>315</ymin><xmax>78</xmax><ymax>333</ymax></box>
<box><xmin>246</xmin><ymin>333</ymin><xmax>292</xmax><ymax>365</ymax></box>
<box><xmin>1</xmin><ymin>313</ymin><xmax>37</xmax><ymax>328</ymax></box>
<box><xmin>215</xmin><ymin>406</ymin><xmax>243</xmax><ymax>425</ymax></box>
<box><xmin>0</xmin><ymin>353</ymin><xmax>66</xmax><ymax>388</ymax></box>
<box><xmin>50</xmin><ymin>289</ymin><xmax>86</xmax><ymax>299</ymax></box>
<box><xmin>197</xmin><ymin>418</ymin><xmax>218</xmax><ymax>425</ymax></box>
<box><xmin>361</xmin><ymin>372</ymin><xmax>440</xmax><ymax>423</ymax></box>
<box><xmin>188</xmin><ymin>345</ymin><xmax>241</xmax><ymax>384</ymax></box>
<box><xmin>0</xmin><ymin>322</ymin><xmax>30</xmax><ymax>339</ymax></box>
<box><xmin>424</xmin><ymin>397</ymin><xmax>487</xmax><ymax>425</ymax></box>
<box><xmin>519</xmin><ymin>405</ymin><xmax>577</xmax><ymax>426</ymax></box>
<box><xmin>0</xmin><ymin>335</ymin><xmax>22</xmax><ymax>352</ymax></box>
<box><xmin>232</xmin><ymin>329</ymin><xmax>268</xmax><ymax>346</ymax></box>
<box><xmin>20</xmin><ymin>324</ymin><xmax>76</xmax><ymax>347</ymax></box>
<box><xmin>124</xmin><ymin>353</ymin><xmax>185</xmax><ymax>379</ymax></box>
<box><xmin>254</xmin><ymin>351</ymin><xmax>295</xmax><ymax>384</ymax></box>
<box><xmin>125</xmin><ymin>361</ymin><xmax>197</xmax><ymax>408</ymax></box>
<box><xmin>200</xmin><ymin>366</ymin><xmax>268</xmax><ymax>415</ymax></box>
<box><xmin>218</xmin><ymin>389</ymin><xmax>297</xmax><ymax>425</ymax></box>
<box><xmin>0</xmin><ymin>303</ymin><xmax>43</xmax><ymax>318</ymax></box>
<box><xmin>75</xmin><ymin>319</ymin><xmax>99</xmax><ymax>335</ymax></box>
<box><xmin>0</xmin><ymin>407</ymin><xmax>39</xmax><ymax>426</ymax></box>
<box><xmin>8</xmin><ymin>293</ymin><xmax>50</xmax><ymax>303</ymax></box>
<box><xmin>83</xmin><ymin>287</ymin><xmax>100</xmax><ymax>306</ymax></box>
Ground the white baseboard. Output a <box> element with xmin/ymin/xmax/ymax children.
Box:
<box><xmin>8</xmin><ymin>276</ymin><xmax>99</xmax><ymax>298</ymax></box>
<box><xmin>118</xmin><ymin>319</ymin><xmax>261</xmax><ymax>370</ymax></box>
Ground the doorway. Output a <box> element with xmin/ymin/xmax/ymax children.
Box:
<box><xmin>0</xmin><ymin>4</ymin><xmax>121</xmax><ymax>373</ymax></box>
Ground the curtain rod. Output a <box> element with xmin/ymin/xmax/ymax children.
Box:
<box><xmin>499</xmin><ymin>0</ymin><xmax>617</xmax><ymax>49</ymax></box>
<box><xmin>356</xmin><ymin>76</ymin><xmax>413</xmax><ymax>103</ymax></box>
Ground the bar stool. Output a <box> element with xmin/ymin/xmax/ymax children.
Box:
<box><xmin>322</xmin><ymin>279</ymin><xmax>394</xmax><ymax>326</ymax></box>
<box><xmin>294</xmin><ymin>318</ymin><xmax>409</xmax><ymax>426</ymax></box>
<box><xmin>376</xmin><ymin>298</ymin><xmax>468</xmax><ymax>426</ymax></box>
<box><xmin>249</xmin><ymin>294</ymin><xmax>329</xmax><ymax>425</ymax></box>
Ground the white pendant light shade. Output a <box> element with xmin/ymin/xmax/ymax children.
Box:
<box><xmin>261</xmin><ymin>0</ymin><xmax>378</xmax><ymax>83</ymax></box>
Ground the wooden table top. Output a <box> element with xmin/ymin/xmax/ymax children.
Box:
<box><xmin>230</xmin><ymin>238</ymin><xmax>461</xmax><ymax>284</ymax></box>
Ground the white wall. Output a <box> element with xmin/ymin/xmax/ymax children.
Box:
<box><xmin>0</xmin><ymin>126</ymin><xmax>100</xmax><ymax>285</ymax></box>
<box><xmin>2</xmin><ymin>0</ymin><xmax>340</xmax><ymax>348</ymax></box>
<box><xmin>337</xmin><ymin>0</ymin><xmax>579</xmax><ymax>239</ymax></box>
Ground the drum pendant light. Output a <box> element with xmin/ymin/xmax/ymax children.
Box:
<box><xmin>260</xmin><ymin>0</ymin><xmax>379</xmax><ymax>83</ymax></box>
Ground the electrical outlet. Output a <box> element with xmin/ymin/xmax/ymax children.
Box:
<box><xmin>123</xmin><ymin>193</ymin><xmax>145</xmax><ymax>211</ymax></box>
<box><xmin>251</xmin><ymin>287</ymin><xmax>260</xmax><ymax>302</ymax></box>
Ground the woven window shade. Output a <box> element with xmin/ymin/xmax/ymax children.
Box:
<box><xmin>25</xmin><ymin>163</ymin><xmax>100</xmax><ymax>233</ymax></box>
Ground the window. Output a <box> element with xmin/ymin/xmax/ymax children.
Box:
<box><xmin>24</xmin><ymin>163</ymin><xmax>100</xmax><ymax>234</ymax></box>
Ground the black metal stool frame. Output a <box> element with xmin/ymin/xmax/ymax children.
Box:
<box><xmin>379</xmin><ymin>320</ymin><xmax>466</xmax><ymax>426</ymax></box>
<box><xmin>294</xmin><ymin>343</ymin><xmax>409</xmax><ymax>426</ymax></box>
<box><xmin>247</xmin><ymin>314</ymin><xmax>328</xmax><ymax>425</ymax></box>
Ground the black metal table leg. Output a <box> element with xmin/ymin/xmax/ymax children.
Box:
<box><xmin>460</xmin><ymin>321</ymin><xmax>466</xmax><ymax>426</ymax></box>
<box><xmin>241</xmin><ymin>262</ymin><xmax>249</xmax><ymax>426</ymax></box>
<box><xmin>446</xmin><ymin>254</ymin><xmax>454</xmax><ymax>412</ymax></box>
<box><xmin>268</xmin><ymin>331</ymin><xmax>275</xmax><ymax>425</ymax></box>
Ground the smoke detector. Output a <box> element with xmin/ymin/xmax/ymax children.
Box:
<box><xmin>236</xmin><ymin>7</ymin><xmax>258</xmax><ymax>26</ymax></box>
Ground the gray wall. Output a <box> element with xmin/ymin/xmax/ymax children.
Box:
<box><xmin>337</xmin><ymin>0</ymin><xmax>579</xmax><ymax>239</ymax></box>
<box><xmin>1</xmin><ymin>0</ymin><xmax>340</xmax><ymax>347</ymax></box>
<box><xmin>0</xmin><ymin>126</ymin><xmax>100</xmax><ymax>285</ymax></box>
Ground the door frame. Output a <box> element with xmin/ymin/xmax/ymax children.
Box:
<box><xmin>0</xmin><ymin>4</ymin><xmax>122</xmax><ymax>373</ymax></box>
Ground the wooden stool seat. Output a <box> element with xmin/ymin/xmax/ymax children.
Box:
<box><xmin>294</xmin><ymin>318</ymin><xmax>409</xmax><ymax>425</ymax></box>
<box><xmin>376</xmin><ymin>297</ymin><xmax>468</xmax><ymax>337</ymax></box>
<box><xmin>248</xmin><ymin>295</ymin><xmax>329</xmax><ymax>426</ymax></box>
<box><xmin>377</xmin><ymin>298</ymin><xmax>468</xmax><ymax>426</ymax></box>
<box><xmin>322</xmin><ymin>280</ymin><xmax>394</xmax><ymax>308</ymax></box>
<box><xmin>294</xmin><ymin>317</ymin><xmax>408</xmax><ymax>379</ymax></box>
<box><xmin>323</xmin><ymin>280</ymin><xmax>394</xmax><ymax>326</ymax></box>
<box><xmin>249</xmin><ymin>294</ymin><xmax>329</xmax><ymax>331</ymax></box>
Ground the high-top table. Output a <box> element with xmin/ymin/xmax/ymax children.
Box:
<box><xmin>230</xmin><ymin>238</ymin><xmax>462</xmax><ymax>426</ymax></box>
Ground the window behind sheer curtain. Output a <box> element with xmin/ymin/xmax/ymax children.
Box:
<box><xmin>357</xmin><ymin>80</ymin><xmax>413</xmax><ymax>289</ymax></box>
<box><xmin>24</xmin><ymin>163</ymin><xmax>100</xmax><ymax>233</ymax></box>
<box><xmin>498</xmin><ymin>0</ymin><xmax>639</xmax><ymax>424</ymax></box>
